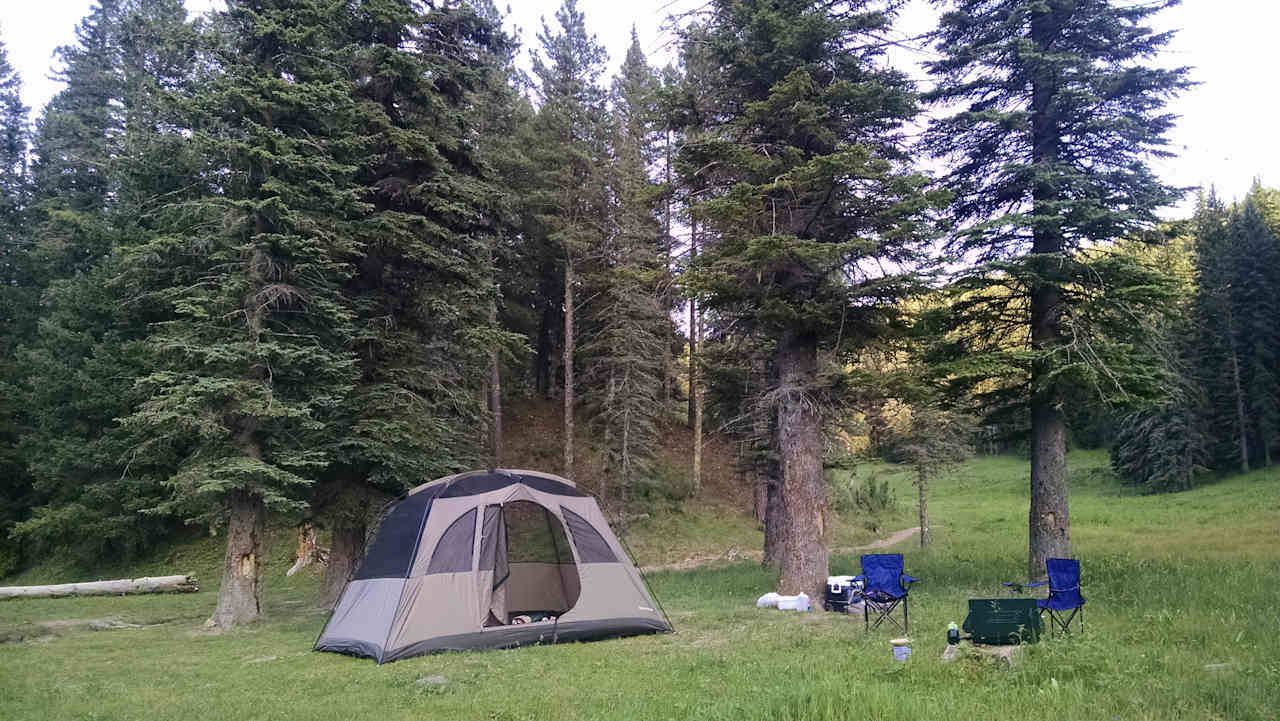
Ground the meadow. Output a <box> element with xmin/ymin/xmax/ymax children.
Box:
<box><xmin>1</xmin><ymin>450</ymin><xmax>1277</xmax><ymax>721</ymax></box>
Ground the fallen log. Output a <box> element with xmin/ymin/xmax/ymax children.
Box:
<box><xmin>0</xmin><ymin>575</ymin><xmax>199</xmax><ymax>600</ymax></box>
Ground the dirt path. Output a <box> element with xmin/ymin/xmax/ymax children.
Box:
<box><xmin>639</xmin><ymin>526</ymin><xmax>921</xmax><ymax>574</ymax></box>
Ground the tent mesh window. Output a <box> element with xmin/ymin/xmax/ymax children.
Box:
<box><xmin>425</xmin><ymin>508</ymin><xmax>477</xmax><ymax>574</ymax></box>
<box><xmin>483</xmin><ymin>501</ymin><xmax>580</xmax><ymax>625</ymax></box>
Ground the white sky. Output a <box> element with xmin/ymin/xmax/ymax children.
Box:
<box><xmin>1</xmin><ymin>0</ymin><xmax>1276</xmax><ymax>216</ymax></box>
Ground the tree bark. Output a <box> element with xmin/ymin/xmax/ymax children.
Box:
<box><xmin>1223</xmin><ymin>301</ymin><xmax>1250</xmax><ymax>472</ymax></box>
<box><xmin>1027</xmin><ymin>3</ymin><xmax>1071</xmax><ymax>581</ymax></box>
<box><xmin>0</xmin><ymin>576</ymin><xmax>198</xmax><ymax>599</ymax></box>
<box><xmin>208</xmin><ymin>489</ymin><xmax>265</xmax><ymax>628</ymax></box>
<box><xmin>662</xmin><ymin>129</ymin><xmax>674</xmax><ymax>408</ymax></box>
<box><xmin>534</xmin><ymin>268</ymin><xmax>559</xmax><ymax>398</ymax></box>
<box><xmin>322</xmin><ymin>517</ymin><xmax>365</xmax><ymax>609</ymax></box>
<box><xmin>687</xmin><ymin>219</ymin><xmax>698</xmax><ymax>429</ymax></box>
<box><xmin>917</xmin><ymin>467</ymin><xmax>931</xmax><ymax>548</ymax></box>
<box><xmin>773</xmin><ymin>329</ymin><xmax>827</xmax><ymax>598</ymax></box>
<box><xmin>563</xmin><ymin>256</ymin><xmax>575</xmax><ymax>479</ymax></box>
<box><xmin>762</xmin><ymin>476</ymin><xmax>784</xmax><ymax>568</ymax></box>
<box><xmin>489</xmin><ymin>307</ymin><xmax>503</xmax><ymax>469</ymax></box>
<box><xmin>286</xmin><ymin>522</ymin><xmax>320</xmax><ymax>576</ymax></box>
<box><xmin>692</xmin><ymin>295</ymin><xmax>703</xmax><ymax>495</ymax></box>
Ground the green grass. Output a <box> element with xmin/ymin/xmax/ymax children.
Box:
<box><xmin>2</xmin><ymin>450</ymin><xmax>1278</xmax><ymax>720</ymax></box>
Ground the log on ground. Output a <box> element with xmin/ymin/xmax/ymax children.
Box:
<box><xmin>0</xmin><ymin>575</ymin><xmax>199</xmax><ymax>600</ymax></box>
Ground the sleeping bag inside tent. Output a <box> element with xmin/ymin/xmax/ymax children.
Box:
<box><xmin>315</xmin><ymin>469</ymin><xmax>672</xmax><ymax>663</ymax></box>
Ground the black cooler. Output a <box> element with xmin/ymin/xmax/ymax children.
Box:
<box><xmin>823</xmin><ymin>575</ymin><xmax>863</xmax><ymax>613</ymax></box>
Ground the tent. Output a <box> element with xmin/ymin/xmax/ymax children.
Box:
<box><xmin>315</xmin><ymin>469</ymin><xmax>672</xmax><ymax>663</ymax></box>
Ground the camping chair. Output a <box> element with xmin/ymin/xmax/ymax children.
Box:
<box><xmin>1039</xmin><ymin>558</ymin><xmax>1085</xmax><ymax>633</ymax></box>
<box><xmin>855</xmin><ymin>554</ymin><xmax>918</xmax><ymax>633</ymax></box>
<box><xmin>1003</xmin><ymin>558</ymin><xmax>1085</xmax><ymax>634</ymax></box>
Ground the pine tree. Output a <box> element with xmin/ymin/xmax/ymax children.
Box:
<box><xmin>579</xmin><ymin>32</ymin><xmax>668</xmax><ymax>518</ymax></box>
<box><xmin>529</xmin><ymin>0</ymin><xmax>610</xmax><ymax>479</ymax></box>
<box><xmin>315</xmin><ymin>0</ymin><xmax>513</xmax><ymax>605</ymax></box>
<box><xmin>1228</xmin><ymin>193</ymin><xmax>1280</xmax><ymax>467</ymax></box>
<box><xmin>0</xmin><ymin>34</ymin><xmax>30</xmax><ymax>574</ymax></box>
<box><xmin>1108</xmin><ymin>230</ymin><xmax>1208</xmax><ymax>492</ymax></box>
<box><xmin>27</xmin><ymin>0</ymin><xmax>128</xmax><ymax>279</ymax></box>
<box><xmin>679</xmin><ymin>0</ymin><xmax>944</xmax><ymax>599</ymax></box>
<box><xmin>119</xmin><ymin>0</ymin><xmax>363</xmax><ymax>627</ymax></box>
<box><xmin>925</xmin><ymin>0</ymin><xmax>1190</xmax><ymax>578</ymax></box>
<box><xmin>6</xmin><ymin>0</ymin><xmax>197</xmax><ymax>570</ymax></box>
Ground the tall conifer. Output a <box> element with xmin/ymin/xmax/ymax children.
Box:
<box><xmin>925</xmin><ymin>0</ymin><xmax>1190</xmax><ymax>577</ymax></box>
<box><xmin>0</xmin><ymin>35</ymin><xmax>30</xmax><ymax>574</ymax></box>
<box><xmin>120</xmin><ymin>0</ymin><xmax>362</xmax><ymax>627</ymax></box>
<box><xmin>529</xmin><ymin>0</ymin><xmax>610</xmax><ymax>479</ymax></box>
<box><xmin>679</xmin><ymin>0</ymin><xmax>943</xmax><ymax>598</ymax></box>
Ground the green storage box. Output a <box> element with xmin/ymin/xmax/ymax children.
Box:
<box><xmin>962</xmin><ymin>598</ymin><xmax>1042</xmax><ymax>644</ymax></box>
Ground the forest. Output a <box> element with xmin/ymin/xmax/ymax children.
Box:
<box><xmin>1</xmin><ymin>0</ymin><xmax>1277</xmax><ymax>628</ymax></box>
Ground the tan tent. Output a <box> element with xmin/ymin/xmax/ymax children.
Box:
<box><xmin>316</xmin><ymin>469</ymin><xmax>671</xmax><ymax>663</ymax></box>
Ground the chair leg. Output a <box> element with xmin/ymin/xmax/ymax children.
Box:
<box><xmin>864</xmin><ymin>597</ymin><xmax>869</xmax><ymax>631</ymax></box>
<box><xmin>868</xmin><ymin>599</ymin><xmax>904</xmax><ymax>632</ymax></box>
<box><xmin>903</xmin><ymin>597</ymin><xmax>909</xmax><ymax>635</ymax></box>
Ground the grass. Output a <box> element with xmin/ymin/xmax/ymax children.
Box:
<box><xmin>2</xmin><ymin>450</ymin><xmax>1278</xmax><ymax>720</ymax></box>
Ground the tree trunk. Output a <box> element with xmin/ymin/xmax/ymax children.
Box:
<box><xmin>917</xmin><ymin>467</ymin><xmax>931</xmax><ymax>548</ymax></box>
<box><xmin>208</xmin><ymin>490</ymin><xmax>265</xmax><ymax>629</ymax></box>
<box><xmin>0</xmin><ymin>576</ymin><xmax>198</xmax><ymax>599</ymax></box>
<box><xmin>563</xmin><ymin>256</ymin><xmax>575</xmax><ymax>479</ymax></box>
<box><xmin>489</xmin><ymin>308</ymin><xmax>503</xmax><ymax>469</ymax></box>
<box><xmin>692</xmin><ymin>294</ymin><xmax>703</xmax><ymax>495</ymax></box>
<box><xmin>1029</xmin><ymin>285</ymin><xmax>1071</xmax><ymax>579</ymax></box>
<box><xmin>1224</xmin><ymin>302</ymin><xmax>1250</xmax><ymax>472</ymax></box>
<box><xmin>773</xmin><ymin>329</ymin><xmax>827</xmax><ymax>598</ymax></box>
<box><xmin>1027</xmin><ymin>4</ymin><xmax>1070</xmax><ymax>581</ymax></box>
<box><xmin>762</xmin><ymin>476</ymin><xmax>784</xmax><ymax>568</ymax></box>
<box><xmin>322</xmin><ymin>518</ymin><xmax>365</xmax><ymax>609</ymax></box>
<box><xmin>662</xmin><ymin>129</ymin><xmax>674</xmax><ymax>408</ymax></box>
<box><xmin>687</xmin><ymin>219</ymin><xmax>698</xmax><ymax>429</ymax></box>
<box><xmin>535</xmin><ymin>268</ymin><xmax>559</xmax><ymax>398</ymax></box>
<box><xmin>286</xmin><ymin>522</ymin><xmax>319</xmax><ymax>576</ymax></box>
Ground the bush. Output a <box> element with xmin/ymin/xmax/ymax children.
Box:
<box><xmin>827</xmin><ymin>469</ymin><xmax>897</xmax><ymax>531</ymax></box>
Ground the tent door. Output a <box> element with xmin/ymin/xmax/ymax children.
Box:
<box><xmin>478</xmin><ymin>500</ymin><xmax>580</xmax><ymax>626</ymax></box>
<box><xmin>478</xmin><ymin>504</ymin><xmax>508</xmax><ymax>627</ymax></box>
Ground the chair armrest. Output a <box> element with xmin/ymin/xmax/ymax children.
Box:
<box><xmin>902</xmin><ymin>574</ymin><xmax>918</xmax><ymax>585</ymax></box>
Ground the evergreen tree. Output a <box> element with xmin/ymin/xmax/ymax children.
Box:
<box><xmin>1188</xmin><ymin>191</ymin><xmax>1244</xmax><ymax>470</ymax></box>
<box><xmin>0</xmin><ymin>34</ymin><xmax>30</xmax><ymax>574</ymax></box>
<box><xmin>529</xmin><ymin>0</ymin><xmax>610</xmax><ymax>479</ymax></box>
<box><xmin>27</xmin><ymin>0</ymin><xmax>128</xmax><ymax>279</ymax></box>
<box><xmin>1108</xmin><ymin>230</ymin><xmax>1208</xmax><ymax>492</ymax></box>
<box><xmin>1228</xmin><ymin>193</ymin><xmax>1280</xmax><ymax>467</ymax></box>
<box><xmin>316</xmin><ymin>0</ymin><xmax>513</xmax><ymax>605</ymax></box>
<box><xmin>10</xmin><ymin>0</ymin><xmax>197</xmax><ymax>566</ymax></box>
<box><xmin>580</xmin><ymin>32</ymin><xmax>668</xmax><ymax>518</ymax></box>
<box><xmin>119</xmin><ymin>0</ymin><xmax>362</xmax><ymax>627</ymax></box>
<box><xmin>680</xmin><ymin>0</ymin><xmax>944</xmax><ymax>598</ymax></box>
<box><xmin>925</xmin><ymin>0</ymin><xmax>1190</xmax><ymax>577</ymax></box>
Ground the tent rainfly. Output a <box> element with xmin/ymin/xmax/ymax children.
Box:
<box><xmin>315</xmin><ymin>469</ymin><xmax>672</xmax><ymax>663</ymax></box>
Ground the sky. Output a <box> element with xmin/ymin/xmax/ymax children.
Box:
<box><xmin>1</xmin><ymin>0</ymin><xmax>1276</xmax><ymax>216</ymax></box>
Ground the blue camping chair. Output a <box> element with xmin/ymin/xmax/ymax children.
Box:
<box><xmin>1039</xmin><ymin>558</ymin><xmax>1085</xmax><ymax>633</ymax></box>
<box><xmin>1004</xmin><ymin>557</ymin><xmax>1085</xmax><ymax>634</ymax></box>
<box><xmin>855</xmin><ymin>554</ymin><xmax>918</xmax><ymax>633</ymax></box>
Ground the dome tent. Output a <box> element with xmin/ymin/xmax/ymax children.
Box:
<box><xmin>315</xmin><ymin>469</ymin><xmax>672</xmax><ymax>663</ymax></box>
